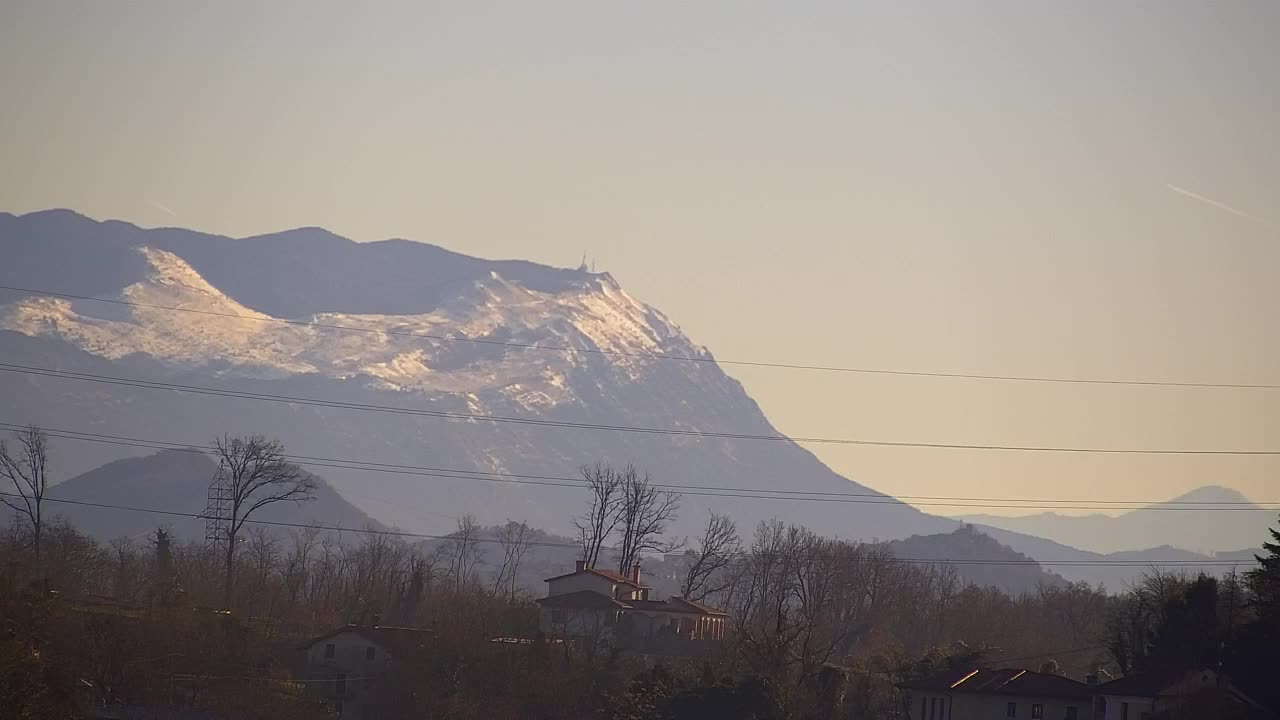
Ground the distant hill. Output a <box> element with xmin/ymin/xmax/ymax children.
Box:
<box><xmin>970</xmin><ymin>524</ymin><xmax>1260</xmax><ymax>591</ymax></box>
<box><xmin>45</xmin><ymin>449</ymin><xmax>378</xmax><ymax>541</ymax></box>
<box><xmin>886</xmin><ymin>526</ymin><xmax>1066</xmax><ymax>594</ymax></box>
<box><xmin>958</xmin><ymin>486</ymin><xmax>1276</xmax><ymax>554</ymax></box>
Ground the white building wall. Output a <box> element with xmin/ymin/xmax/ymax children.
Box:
<box><xmin>539</xmin><ymin>606</ymin><xmax>617</xmax><ymax>638</ymax></box>
<box><xmin>546</xmin><ymin>573</ymin><xmax>618</xmax><ymax>598</ymax></box>
<box><xmin>304</xmin><ymin>631</ymin><xmax>392</xmax><ymax>720</ymax></box>
<box><xmin>1099</xmin><ymin>695</ymin><xmax>1155</xmax><ymax>720</ymax></box>
<box><xmin>910</xmin><ymin>693</ymin><xmax>1089</xmax><ymax>720</ymax></box>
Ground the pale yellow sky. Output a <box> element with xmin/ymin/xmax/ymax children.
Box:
<box><xmin>2</xmin><ymin>1</ymin><xmax>1278</xmax><ymax>513</ymax></box>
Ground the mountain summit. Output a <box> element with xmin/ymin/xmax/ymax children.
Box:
<box><xmin>958</xmin><ymin>485</ymin><xmax>1270</xmax><ymax>554</ymax></box>
<box><xmin>0</xmin><ymin>210</ymin><xmax>958</xmax><ymax>541</ymax></box>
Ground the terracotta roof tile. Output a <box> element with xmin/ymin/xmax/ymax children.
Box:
<box><xmin>901</xmin><ymin>669</ymin><xmax>1092</xmax><ymax>700</ymax></box>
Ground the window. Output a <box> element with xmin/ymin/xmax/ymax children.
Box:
<box><xmin>929</xmin><ymin>696</ymin><xmax>936</xmax><ymax>720</ymax></box>
<box><xmin>365</xmin><ymin>646</ymin><xmax>376</xmax><ymax>661</ymax></box>
<box><xmin>921</xmin><ymin>697</ymin><xmax>927</xmax><ymax>719</ymax></box>
<box><xmin>324</xmin><ymin>643</ymin><xmax>335</xmax><ymax>659</ymax></box>
<box><xmin>1007</xmin><ymin>701</ymin><xmax>1017</xmax><ymax>717</ymax></box>
<box><xmin>335</xmin><ymin>673</ymin><xmax>347</xmax><ymax>696</ymax></box>
<box><xmin>1031</xmin><ymin>703</ymin><xmax>1043</xmax><ymax>719</ymax></box>
<box><xmin>1065</xmin><ymin>707</ymin><xmax>1078</xmax><ymax>720</ymax></box>
<box><xmin>1121</xmin><ymin>702</ymin><xmax>1129</xmax><ymax>720</ymax></box>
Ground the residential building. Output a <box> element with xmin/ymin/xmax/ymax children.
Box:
<box><xmin>298</xmin><ymin>624</ymin><xmax>432</xmax><ymax>720</ymax></box>
<box><xmin>900</xmin><ymin>668</ymin><xmax>1093</xmax><ymax>720</ymax></box>
<box><xmin>1095</xmin><ymin>669</ymin><xmax>1272</xmax><ymax>720</ymax></box>
<box><xmin>536</xmin><ymin>560</ymin><xmax>729</xmax><ymax>655</ymax></box>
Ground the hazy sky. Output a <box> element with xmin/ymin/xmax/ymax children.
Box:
<box><xmin>2</xmin><ymin>1</ymin><xmax>1278</xmax><ymax>514</ymax></box>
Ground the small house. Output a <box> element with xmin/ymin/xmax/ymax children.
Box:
<box><xmin>298</xmin><ymin>624</ymin><xmax>432</xmax><ymax>720</ymax></box>
<box><xmin>536</xmin><ymin>560</ymin><xmax>729</xmax><ymax>655</ymax></box>
<box><xmin>900</xmin><ymin>668</ymin><xmax>1093</xmax><ymax>720</ymax></box>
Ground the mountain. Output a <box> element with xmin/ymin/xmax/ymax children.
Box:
<box><xmin>958</xmin><ymin>486</ymin><xmax>1275</xmax><ymax>554</ymax></box>
<box><xmin>45</xmin><ymin>449</ymin><xmax>378</xmax><ymax>541</ymax></box>
<box><xmin>0</xmin><ymin>209</ymin><xmax>961</xmax><ymax>543</ymax></box>
<box><xmin>886</xmin><ymin>525</ymin><xmax>1066</xmax><ymax>595</ymax></box>
<box><xmin>969</xmin><ymin>523</ymin><xmax>1260</xmax><ymax>590</ymax></box>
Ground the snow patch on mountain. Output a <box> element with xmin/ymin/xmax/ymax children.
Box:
<box><xmin>0</xmin><ymin>245</ymin><xmax>705</xmax><ymax>409</ymax></box>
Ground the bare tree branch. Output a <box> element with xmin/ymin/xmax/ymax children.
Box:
<box><xmin>572</xmin><ymin>463</ymin><xmax>625</xmax><ymax>568</ymax></box>
<box><xmin>0</xmin><ymin>425</ymin><xmax>50</xmax><ymax>569</ymax></box>
<box><xmin>680</xmin><ymin>512</ymin><xmax>740</xmax><ymax>602</ymax></box>
<box><xmin>212</xmin><ymin>434</ymin><xmax>314</xmax><ymax>609</ymax></box>
<box><xmin>614</xmin><ymin>465</ymin><xmax>681</xmax><ymax>576</ymax></box>
<box><xmin>493</xmin><ymin>520</ymin><xmax>533</xmax><ymax>601</ymax></box>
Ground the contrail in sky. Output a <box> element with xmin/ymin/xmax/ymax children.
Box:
<box><xmin>1166</xmin><ymin>184</ymin><xmax>1274</xmax><ymax>229</ymax></box>
<box><xmin>149</xmin><ymin>199</ymin><xmax>178</xmax><ymax>217</ymax></box>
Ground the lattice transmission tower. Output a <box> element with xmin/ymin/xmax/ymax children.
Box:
<box><xmin>204</xmin><ymin>461</ymin><xmax>233</xmax><ymax>550</ymax></box>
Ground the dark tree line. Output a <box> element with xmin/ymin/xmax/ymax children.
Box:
<box><xmin>4</xmin><ymin>428</ymin><xmax>1279</xmax><ymax>719</ymax></box>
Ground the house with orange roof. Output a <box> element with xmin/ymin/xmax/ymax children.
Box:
<box><xmin>536</xmin><ymin>560</ymin><xmax>729</xmax><ymax>656</ymax></box>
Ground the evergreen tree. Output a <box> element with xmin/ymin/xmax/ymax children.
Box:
<box><xmin>1246</xmin><ymin>515</ymin><xmax>1280</xmax><ymax>616</ymax></box>
<box><xmin>1224</xmin><ymin>515</ymin><xmax>1280</xmax><ymax>712</ymax></box>
<box><xmin>1146</xmin><ymin>575</ymin><xmax>1221</xmax><ymax>672</ymax></box>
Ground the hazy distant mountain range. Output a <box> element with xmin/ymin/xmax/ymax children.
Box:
<box><xmin>1</xmin><ymin>209</ymin><xmax>1269</xmax><ymax>588</ymax></box>
<box><xmin>958</xmin><ymin>486</ymin><xmax>1275</xmax><ymax>554</ymax></box>
<box><xmin>41</xmin><ymin>448</ymin><xmax>1257</xmax><ymax>592</ymax></box>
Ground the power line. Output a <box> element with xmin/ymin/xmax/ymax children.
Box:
<box><xmin>988</xmin><ymin>645</ymin><xmax>1107</xmax><ymax>665</ymax></box>
<box><xmin>7</xmin><ymin>422</ymin><xmax>1280</xmax><ymax>512</ymax></box>
<box><xmin>2</xmin><ymin>284</ymin><xmax>1276</xmax><ymax>391</ymax></box>
<box><xmin>1</xmin><ymin>492</ymin><xmax>1256</xmax><ymax>568</ymax></box>
<box><xmin>6</xmin><ymin>363</ymin><xmax>1280</xmax><ymax>455</ymax></box>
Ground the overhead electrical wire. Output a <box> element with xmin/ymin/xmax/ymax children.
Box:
<box><xmin>5</xmin><ymin>363</ymin><xmax>1280</xmax><ymax>455</ymax></box>
<box><xmin>5</xmin><ymin>422</ymin><xmax>1278</xmax><ymax>512</ymax></box>
<box><xmin>1</xmin><ymin>283</ymin><xmax>1276</xmax><ymax>390</ymax></box>
<box><xmin>0</xmin><ymin>492</ymin><xmax>1257</xmax><ymax>568</ymax></box>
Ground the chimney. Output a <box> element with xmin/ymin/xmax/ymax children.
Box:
<box><xmin>631</xmin><ymin>562</ymin><xmax>641</xmax><ymax>585</ymax></box>
<box><xmin>574</xmin><ymin>559</ymin><xmax>586</xmax><ymax>572</ymax></box>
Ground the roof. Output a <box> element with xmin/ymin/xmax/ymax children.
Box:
<box><xmin>543</xmin><ymin>566</ymin><xmax>650</xmax><ymax>589</ymax></box>
<box><xmin>536</xmin><ymin>590</ymin><xmax>630</xmax><ymax>610</ymax></box>
<box><xmin>627</xmin><ymin>597</ymin><xmax>729</xmax><ymax>616</ymax></box>
<box><xmin>1096</xmin><ymin>669</ymin><xmax>1270</xmax><ymax>712</ymax></box>
<box><xmin>538</xmin><ymin>591</ymin><xmax>728</xmax><ymax>615</ymax></box>
<box><xmin>301</xmin><ymin>625</ymin><xmax>433</xmax><ymax>656</ymax></box>
<box><xmin>1095</xmin><ymin>671</ymin><xmax>1184</xmax><ymax>698</ymax></box>
<box><xmin>900</xmin><ymin>669</ymin><xmax>1093</xmax><ymax>700</ymax></box>
<box><xmin>669</xmin><ymin>596</ymin><xmax>731</xmax><ymax>616</ymax></box>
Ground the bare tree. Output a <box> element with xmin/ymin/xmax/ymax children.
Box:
<box><xmin>614</xmin><ymin>466</ymin><xmax>681</xmax><ymax>576</ymax></box>
<box><xmin>212</xmin><ymin>434</ymin><xmax>314</xmax><ymax>609</ymax></box>
<box><xmin>0</xmin><ymin>425</ymin><xmax>50</xmax><ymax>569</ymax></box>
<box><xmin>573</xmin><ymin>463</ymin><xmax>625</xmax><ymax>568</ymax></box>
<box><xmin>282</xmin><ymin>526</ymin><xmax>320</xmax><ymax>611</ymax></box>
<box><xmin>445</xmin><ymin>514</ymin><xmax>485</xmax><ymax>591</ymax></box>
<box><xmin>493</xmin><ymin>520</ymin><xmax>533</xmax><ymax>601</ymax></box>
<box><xmin>680</xmin><ymin>513</ymin><xmax>740</xmax><ymax>601</ymax></box>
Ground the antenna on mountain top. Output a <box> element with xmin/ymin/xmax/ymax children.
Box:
<box><xmin>578</xmin><ymin>252</ymin><xmax>589</xmax><ymax>272</ymax></box>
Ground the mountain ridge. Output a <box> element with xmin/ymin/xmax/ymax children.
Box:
<box><xmin>0</xmin><ymin>209</ymin><xmax>954</xmax><ymax>543</ymax></box>
<box><xmin>958</xmin><ymin>485</ymin><xmax>1273</xmax><ymax>554</ymax></box>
